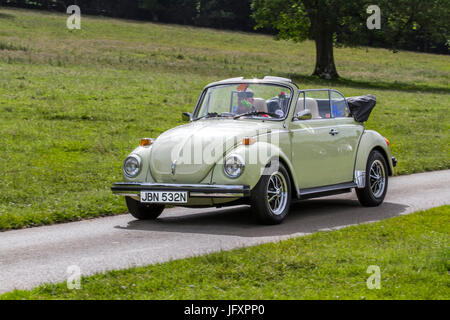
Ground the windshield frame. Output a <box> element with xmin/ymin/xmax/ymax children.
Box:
<box><xmin>192</xmin><ymin>81</ymin><xmax>296</xmax><ymax>122</ymax></box>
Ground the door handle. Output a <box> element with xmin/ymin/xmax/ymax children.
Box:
<box><xmin>329</xmin><ymin>129</ymin><xmax>339</xmax><ymax>136</ymax></box>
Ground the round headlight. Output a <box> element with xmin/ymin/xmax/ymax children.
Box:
<box><xmin>123</xmin><ymin>155</ymin><xmax>142</xmax><ymax>178</ymax></box>
<box><xmin>224</xmin><ymin>154</ymin><xmax>245</xmax><ymax>179</ymax></box>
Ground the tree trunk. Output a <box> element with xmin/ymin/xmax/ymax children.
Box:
<box><xmin>312</xmin><ymin>30</ymin><xmax>339</xmax><ymax>79</ymax></box>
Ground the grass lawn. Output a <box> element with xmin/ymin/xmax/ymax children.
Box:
<box><xmin>2</xmin><ymin>206</ymin><xmax>449</xmax><ymax>300</ymax></box>
<box><xmin>0</xmin><ymin>8</ymin><xmax>449</xmax><ymax>231</ymax></box>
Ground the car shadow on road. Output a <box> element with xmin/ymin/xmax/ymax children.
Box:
<box><xmin>115</xmin><ymin>198</ymin><xmax>409</xmax><ymax>238</ymax></box>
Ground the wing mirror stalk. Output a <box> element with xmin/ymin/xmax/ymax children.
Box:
<box><xmin>295</xmin><ymin>109</ymin><xmax>312</xmax><ymax>121</ymax></box>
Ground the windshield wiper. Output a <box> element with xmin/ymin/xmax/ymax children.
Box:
<box><xmin>195</xmin><ymin>112</ymin><xmax>233</xmax><ymax>121</ymax></box>
<box><xmin>233</xmin><ymin>111</ymin><xmax>279</xmax><ymax>120</ymax></box>
<box><xmin>194</xmin><ymin>112</ymin><xmax>219</xmax><ymax>121</ymax></box>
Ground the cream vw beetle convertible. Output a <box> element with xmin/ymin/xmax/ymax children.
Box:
<box><xmin>112</xmin><ymin>76</ymin><xmax>397</xmax><ymax>224</ymax></box>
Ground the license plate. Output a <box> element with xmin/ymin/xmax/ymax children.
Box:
<box><xmin>140</xmin><ymin>191</ymin><xmax>188</xmax><ymax>204</ymax></box>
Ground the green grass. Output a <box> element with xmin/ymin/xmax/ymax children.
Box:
<box><xmin>0</xmin><ymin>8</ymin><xmax>449</xmax><ymax>231</ymax></box>
<box><xmin>2</xmin><ymin>206</ymin><xmax>449</xmax><ymax>300</ymax></box>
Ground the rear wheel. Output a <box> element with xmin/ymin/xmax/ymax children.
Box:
<box><xmin>356</xmin><ymin>150</ymin><xmax>388</xmax><ymax>207</ymax></box>
<box><xmin>125</xmin><ymin>197</ymin><xmax>165</xmax><ymax>220</ymax></box>
<box><xmin>250</xmin><ymin>161</ymin><xmax>292</xmax><ymax>225</ymax></box>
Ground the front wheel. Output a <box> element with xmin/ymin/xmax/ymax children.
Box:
<box><xmin>125</xmin><ymin>197</ymin><xmax>165</xmax><ymax>220</ymax></box>
<box><xmin>356</xmin><ymin>150</ymin><xmax>389</xmax><ymax>207</ymax></box>
<box><xmin>250</xmin><ymin>161</ymin><xmax>292</xmax><ymax>225</ymax></box>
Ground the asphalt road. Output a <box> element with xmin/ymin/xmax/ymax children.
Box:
<box><xmin>1</xmin><ymin>170</ymin><xmax>449</xmax><ymax>293</ymax></box>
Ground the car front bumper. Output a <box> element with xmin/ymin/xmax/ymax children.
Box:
<box><xmin>111</xmin><ymin>182</ymin><xmax>251</xmax><ymax>199</ymax></box>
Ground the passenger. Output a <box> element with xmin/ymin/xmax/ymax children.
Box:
<box><xmin>236</xmin><ymin>89</ymin><xmax>255</xmax><ymax>114</ymax></box>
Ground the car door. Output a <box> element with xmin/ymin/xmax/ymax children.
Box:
<box><xmin>290</xmin><ymin>90</ymin><xmax>342</xmax><ymax>189</ymax></box>
<box><xmin>330</xmin><ymin>90</ymin><xmax>364</xmax><ymax>183</ymax></box>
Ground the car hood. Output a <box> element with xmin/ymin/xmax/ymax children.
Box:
<box><xmin>150</xmin><ymin>119</ymin><xmax>274</xmax><ymax>183</ymax></box>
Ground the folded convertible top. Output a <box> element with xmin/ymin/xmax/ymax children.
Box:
<box><xmin>347</xmin><ymin>95</ymin><xmax>377</xmax><ymax>122</ymax></box>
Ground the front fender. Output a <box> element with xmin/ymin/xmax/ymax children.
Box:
<box><xmin>211</xmin><ymin>141</ymin><xmax>297</xmax><ymax>191</ymax></box>
<box><xmin>355</xmin><ymin>130</ymin><xmax>394</xmax><ymax>176</ymax></box>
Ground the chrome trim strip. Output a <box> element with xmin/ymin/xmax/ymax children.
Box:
<box><xmin>290</xmin><ymin>125</ymin><xmax>338</xmax><ymax>132</ymax></box>
<box><xmin>299</xmin><ymin>182</ymin><xmax>357</xmax><ymax>196</ymax></box>
<box><xmin>263</xmin><ymin>76</ymin><xmax>292</xmax><ymax>83</ymax></box>
<box><xmin>116</xmin><ymin>192</ymin><xmax>140</xmax><ymax>197</ymax></box>
<box><xmin>190</xmin><ymin>193</ymin><xmax>244</xmax><ymax>198</ymax></box>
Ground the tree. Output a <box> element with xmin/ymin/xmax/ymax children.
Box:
<box><xmin>251</xmin><ymin>0</ymin><xmax>343</xmax><ymax>79</ymax></box>
<box><xmin>251</xmin><ymin>0</ymin><xmax>449</xmax><ymax>79</ymax></box>
<box><xmin>368</xmin><ymin>0</ymin><xmax>449</xmax><ymax>53</ymax></box>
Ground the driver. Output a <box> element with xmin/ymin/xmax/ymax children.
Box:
<box><xmin>236</xmin><ymin>89</ymin><xmax>255</xmax><ymax>114</ymax></box>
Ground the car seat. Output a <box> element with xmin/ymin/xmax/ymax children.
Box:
<box><xmin>253</xmin><ymin>98</ymin><xmax>268</xmax><ymax>113</ymax></box>
<box><xmin>295</xmin><ymin>98</ymin><xmax>321</xmax><ymax>119</ymax></box>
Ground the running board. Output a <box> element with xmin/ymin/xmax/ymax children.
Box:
<box><xmin>298</xmin><ymin>182</ymin><xmax>357</xmax><ymax>200</ymax></box>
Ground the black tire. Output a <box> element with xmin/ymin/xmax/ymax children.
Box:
<box><xmin>125</xmin><ymin>197</ymin><xmax>165</xmax><ymax>220</ymax></box>
<box><xmin>356</xmin><ymin>150</ymin><xmax>389</xmax><ymax>207</ymax></box>
<box><xmin>250</xmin><ymin>161</ymin><xmax>292</xmax><ymax>225</ymax></box>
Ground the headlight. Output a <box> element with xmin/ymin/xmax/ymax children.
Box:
<box><xmin>123</xmin><ymin>155</ymin><xmax>142</xmax><ymax>178</ymax></box>
<box><xmin>224</xmin><ymin>154</ymin><xmax>245</xmax><ymax>179</ymax></box>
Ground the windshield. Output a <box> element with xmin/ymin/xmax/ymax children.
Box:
<box><xmin>195</xmin><ymin>83</ymin><xmax>292</xmax><ymax>120</ymax></box>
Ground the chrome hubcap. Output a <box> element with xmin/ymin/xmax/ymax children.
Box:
<box><xmin>370</xmin><ymin>160</ymin><xmax>386</xmax><ymax>198</ymax></box>
<box><xmin>267</xmin><ymin>172</ymin><xmax>288</xmax><ymax>215</ymax></box>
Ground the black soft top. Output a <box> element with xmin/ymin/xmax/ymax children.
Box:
<box><xmin>347</xmin><ymin>95</ymin><xmax>377</xmax><ymax>122</ymax></box>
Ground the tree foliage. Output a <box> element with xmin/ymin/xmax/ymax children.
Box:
<box><xmin>0</xmin><ymin>0</ymin><xmax>254</xmax><ymax>30</ymax></box>
<box><xmin>1</xmin><ymin>0</ymin><xmax>448</xmax><ymax>56</ymax></box>
<box><xmin>251</xmin><ymin>0</ymin><xmax>449</xmax><ymax>78</ymax></box>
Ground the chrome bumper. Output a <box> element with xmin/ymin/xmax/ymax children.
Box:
<box><xmin>111</xmin><ymin>182</ymin><xmax>251</xmax><ymax>198</ymax></box>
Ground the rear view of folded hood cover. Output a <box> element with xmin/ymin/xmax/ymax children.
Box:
<box><xmin>347</xmin><ymin>95</ymin><xmax>377</xmax><ymax>122</ymax></box>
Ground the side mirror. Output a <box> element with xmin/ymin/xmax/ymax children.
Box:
<box><xmin>295</xmin><ymin>109</ymin><xmax>312</xmax><ymax>121</ymax></box>
<box><xmin>182</xmin><ymin>112</ymin><xmax>192</xmax><ymax>122</ymax></box>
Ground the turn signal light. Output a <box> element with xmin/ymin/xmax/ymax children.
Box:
<box><xmin>243</xmin><ymin>137</ymin><xmax>256</xmax><ymax>145</ymax></box>
<box><xmin>140</xmin><ymin>138</ymin><xmax>153</xmax><ymax>147</ymax></box>
<box><xmin>384</xmin><ymin>137</ymin><xmax>390</xmax><ymax>147</ymax></box>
